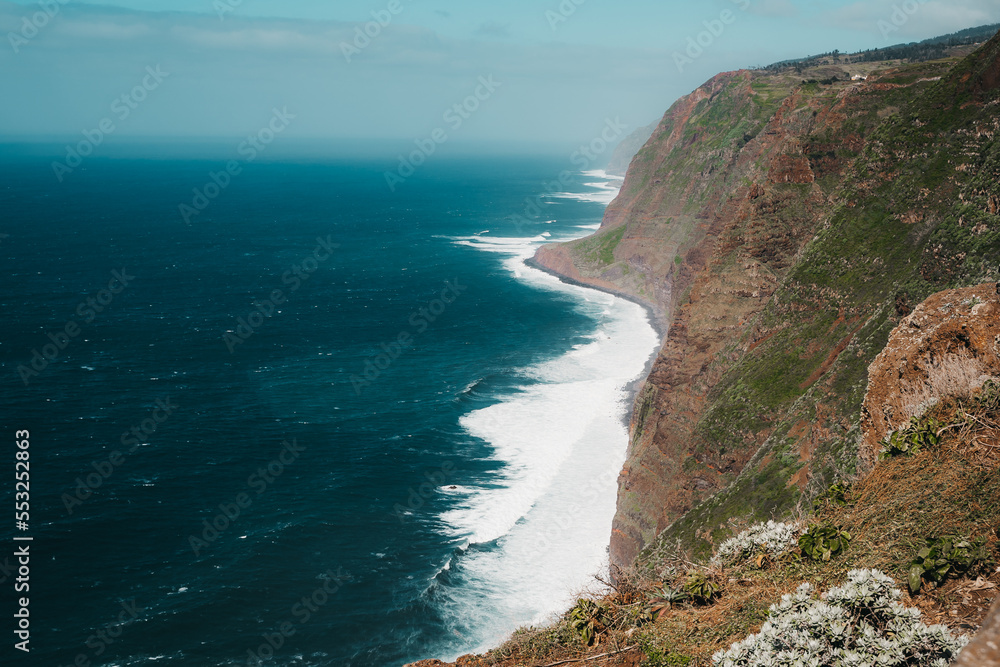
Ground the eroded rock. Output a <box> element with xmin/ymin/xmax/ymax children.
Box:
<box><xmin>859</xmin><ymin>283</ymin><xmax>1000</xmax><ymax>469</ymax></box>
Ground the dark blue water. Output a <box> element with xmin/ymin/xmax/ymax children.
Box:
<box><xmin>0</xmin><ymin>148</ymin><xmax>655</xmax><ymax>666</ymax></box>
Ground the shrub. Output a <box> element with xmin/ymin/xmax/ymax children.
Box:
<box><xmin>684</xmin><ymin>573</ymin><xmax>721</xmax><ymax>604</ymax></box>
<box><xmin>974</xmin><ymin>379</ymin><xmax>999</xmax><ymax>411</ymax></box>
<box><xmin>712</xmin><ymin>569</ymin><xmax>968</xmax><ymax>666</ymax></box>
<box><xmin>568</xmin><ymin>599</ymin><xmax>606</xmax><ymax>646</ymax></box>
<box><xmin>798</xmin><ymin>524</ymin><xmax>851</xmax><ymax>562</ymax></box>
<box><xmin>639</xmin><ymin>631</ymin><xmax>694</xmax><ymax>666</ymax></box>
<box><xmin>881</xmin><ymin>416</ymin><xmax>942</xmax><ymax>458</ymax></box>
<box><xmin>813</xmin><ymin>482</ymin><xmax>850</xmax><ymax>510</ymax></box>
<box><xmin>492</xmin><ymin>625</ymin><xmax>579</xmax><ymax>661</ymax></box>
<box><xmin>908</xmin><ymin>536</ymin><xmax>988</xmax><ymax>594</ymax></box>
<box><xmin>647</xmin><ymin>586</ymin><xmax>688</xmax><ymax>619</ymax></box>
<box><xmin>712</xmin><ymin>520</ymin><xmax>801</xmax><ymax>566</ymax></box>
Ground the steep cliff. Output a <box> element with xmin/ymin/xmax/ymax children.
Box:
<box><xmin>533</xmin><ymin>31</ymin><xmax>1000</xmax><ymax>569</ymax></box>
<box><xmin>604</xmin><ymin>121</ymin><xmax>657</xmax><ymax>177</ymax></box>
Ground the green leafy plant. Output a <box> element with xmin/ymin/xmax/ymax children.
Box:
<box><xmin>683</xmin><ymin>573</ymin><xmax>720</xmax><ymax>604</ymax></box>
<box><xmin>812</xmin><ymin>481</ymin><xmax>850</xmax><ymax>510</ymax></box>
<box><xmin>568</xmin><ymin>599</ymin><xmax>606</xmax><ymax>646</ymax></box>
<box><xmin>881</xmin><ymin>416</ymin><xmax>942</xmax><ymax>458</ymax></box>
<box><xmin>639</xmin><ymin>632</ymin><xmax>693</xmax><ymax>666</ymax></box>
<box><xmin>646</xmin><ymin>585</ymin><xmax>688</xmax><ymax>619</ymax></box>
<box><xmin>974</xmin><ymin>379</ymin><xmax>999</xmax><ymax>412</ymax></box>
<box><xmin>798</xmin><ymin>524</ymin><xmax>851</xmax><ymax>562</ymax></box>
<box><xmin>907</xmin><ymin>536</ymin><xmax>988</xmax><ymax>594</ymax></box>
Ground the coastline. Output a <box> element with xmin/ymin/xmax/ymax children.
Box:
<box><xmin>430</xmin><ymin>177</ymin><xmax>663</xmax><ymax>660</ymax></box>
<box><xmin>524</xmin><ymin>254</ymin><xmax>665</xmax><ymax>427</ymax></box>
<box><xmin>524</xmin><ymin>255</ymin><xmax>667</xmax><ymax>339</ymax></box>
<box><xmin>432</xmin><ymin>229</ymin><xmax>663</xmax><ymax>660</ymax></box>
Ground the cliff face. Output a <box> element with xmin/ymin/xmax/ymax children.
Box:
<box><xmin>533</xmin><ymin>32</ymin><xmax>1000</xmax><ymax>569</ymax></box>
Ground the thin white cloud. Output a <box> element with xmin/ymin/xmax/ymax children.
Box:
<box><xmin>168</xmin><ymin>25</ymin><xmax>344</xmax><ymax>54</ymax></box>
<box><xmin>823</xmin><ymin>0</ymin><xmax>999</xmax><ymax>41</ymax></box>
<box><xmin>54</xmin><ymin>20</ymin><xmax>152</xmax><ymax>40</ymax></box>
<box><xmin>0</xmin><ymin>1</ymin><xmax>680</xmax><ymax>144</ymax></box>
<box><xmin>7</xmin><ymin>0</ymin><xmax>993</xmax><ymax>144</ymax></box>
<box><xmin>474</xmin><ymin>20</ymin><xmax>511</xmax><ymax>38</ymax></box>
<box><xmin>747</xmin><ymin>0</ymin><xmax>798</xmax><ymax>19</ymax></box>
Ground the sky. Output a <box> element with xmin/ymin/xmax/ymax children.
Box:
<box><xmin>1</xmin><ymin>0</ymin><xmax>999</xmax><ymax>153</ymax></box>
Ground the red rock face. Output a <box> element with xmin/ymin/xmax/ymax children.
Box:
<box><xmin>860</xmin><ymin>284</ymin><xmax>1000</xmax><ymax>469</ymax></box>
<box><xmin>769</xmin><ymin>154</ymin><xmax>815</xmax><ymax>184</ymax></box>
<box><xmin>547</xmin><ymin>71</ymin><xmax>874</xmax><ymax>568</ymax></box>
<box><xmin>405</xmin><ymin>34</ymin><xmax>1000</xmax><ymax>667</ymax></box>
<box><xmin>964</xmin><ymin>33</ymin><xmax>1000</xmax><ymax>97</ymax></box>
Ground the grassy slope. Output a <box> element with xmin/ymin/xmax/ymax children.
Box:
<box><xmin>465</xmin><ymin>385</ymin><xmax>1000</xmax><ymax>666</ymax></box>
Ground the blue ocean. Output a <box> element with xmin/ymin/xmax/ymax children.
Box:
<box><xmin>0</xmin><ymin>147</ymin><xmax>658</xmax><ymax>666</ymax></box>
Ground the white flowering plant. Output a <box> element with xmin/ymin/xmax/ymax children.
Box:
<box><xmin>712</xmin><ymin>520</ymin><xmax>802</xmax><ymax>566</ymax></box>
<box><xmin>711</xmin><ymin>569</ymin><xmax>968</xmax><ymax>667</ymax></box>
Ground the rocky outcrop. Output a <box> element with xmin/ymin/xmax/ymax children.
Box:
<box><xmin>531</xmin><ymin>244</ymin><xmax>630</xmax><ymax>299</ymax></box>
<box><xmin>532</xmin><ymin>29</ymin><xmax>1000</xmax><ymax>569</ymax></box>
<box><xmin>956</xmin><ymin>595</ymin><xmax>1000</xmax><ymax>667</ymax></box>
<box><xmin>860</xmin><ymin>283</ymin><xmax>1000</xmax><ymax>468</ymax></box>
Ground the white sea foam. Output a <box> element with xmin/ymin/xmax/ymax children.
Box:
<box><xmin>582</xmin><ymin>169</ymin><xmax>624</xmax><ymax>181</ymax></box>
<box><xmin>543</xmin><ymin>171</ymin><xmax>623</xmax><ymax>206</ymax></box>
<box><xmin>435</xmin><ymin>176</ymin><xmax>659</xmax><ymax>655</ymax></box>
<box><xmin>544</xmin><ymin>188</ymin><xmax>620</xmax><ymax>206</ymax></box>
